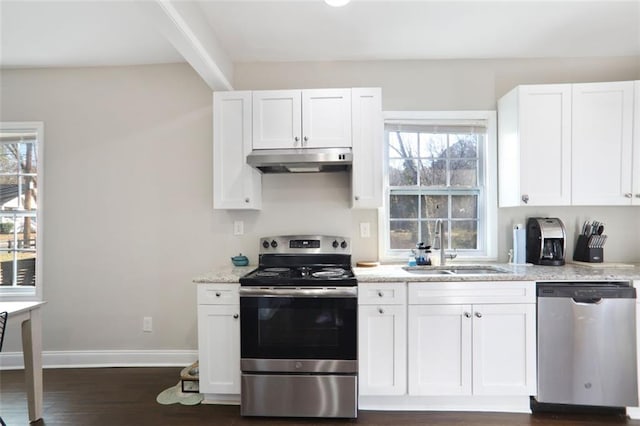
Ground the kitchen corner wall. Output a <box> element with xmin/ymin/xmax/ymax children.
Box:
<box><xmin>0</xmin><ymin>57</ymin><xmax>638</xmax><ymax>355</ymax></box>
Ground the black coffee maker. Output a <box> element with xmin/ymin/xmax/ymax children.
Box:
<box><xmin>526</xmin><ymin>217</ymin><xmax>566</xmax><ymax>266</ymax></box>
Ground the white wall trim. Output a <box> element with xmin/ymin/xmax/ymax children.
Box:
<box><xmin>0</xmin><ymin>350</ymin><xmax>198</xmax><ymax>370</ymax></box>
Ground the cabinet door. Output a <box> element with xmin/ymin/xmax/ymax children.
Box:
<box><xmin>197</xmin><ymin>304</ymin><xmax>241</xmax><ymax>394</ymax></box>
<box><xmin>472</xmin><ymin>304</ymin><xmax>536</xmax><ymax>396</ymax></box>
<box><xmin>213</xmin><ymin>91</ymin><xmax>262</xmax><ymax>209</ymax></box>
<box><xmin>351</xmin><ymin>88</ymin><xmax>383</xmax><ymax>208</ymax></box>
<box><xmin>252</xmin><ymin>90</ymin><xmax>302</xmax><ymax>149</ymax></box>
<box><xmin>633</xmin><ymin>81</ymin><xmax>640</xmax><ymax>205</ymax></box>
<box><xmin>358</xmin><ymin>304</ymin><xmax>407</xmax><ymax>395</ymax></box>
<box><xmin>301</xmin><ymin>89</ymin><xmax>352</xmax><ymax>148</ymax></box>
<box><xmin>498</xmin><ymin>84</ymin><xmax>571</xmax><ymax>206</ymax></box>
<box><xmin>572</xmin><ymin>81</ymin><xmax>634</xmax><ymax>205</ymax></box>
<box><xmin>408</xmin><ymin>304</ymin><xmax>472</xmax><ymax>396</ymax></box>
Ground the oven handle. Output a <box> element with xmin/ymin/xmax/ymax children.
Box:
<box><xmin>239</xmin><ymin>287</ymin><xmax>358</xmax><ymax>298</ymax></box>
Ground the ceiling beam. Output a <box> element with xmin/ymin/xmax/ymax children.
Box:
<box><xmin>138</xmin><ymin>0</ymin><xmax>234</xmax><ymax>91</ymax></box>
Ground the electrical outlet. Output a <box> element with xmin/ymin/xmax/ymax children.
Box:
<box><xmin>233</xmin><ymin>221</ymin><xmax>244</xmax><ymax>236</ymax></box>
<box><xmin>360</xmin><ymin>222</ymin><xmax>371</xmax><ymax>238</ymax></box>
<box><xmin>143</xmin><ymin>317</ymin><xmax>153</xmax><ymax>333</ymax></box>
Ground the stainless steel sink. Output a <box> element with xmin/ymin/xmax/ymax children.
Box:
<box><xmin>402</xmin><ymin>265</ymin><xmax>510</xmax><ymax>275</ymax></box>
<box><xmin>402</xmin><ymin>269</ymin><xmax>455</xmax><ymax>275</ymax></box>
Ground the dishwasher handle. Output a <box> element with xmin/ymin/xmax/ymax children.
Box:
<box><xmin>572</xmin><ymin>297</ymin><xmax>603</xmax><ymax>304</ymax></box>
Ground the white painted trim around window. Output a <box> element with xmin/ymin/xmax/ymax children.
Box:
<box><xmin>0</xmin><ymin>121</ymin><xmax>44</xmax><ymax>301</ymax></box>
<box><xmin>378</xmin><ymin>111</ymin><xmax>497</xmax><ymax>263</ymax></box>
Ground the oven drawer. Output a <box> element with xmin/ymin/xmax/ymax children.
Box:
<box><xmin>197</xmin><ymin>283</ymin><xmax>240</xmax><ymax>305</ymax></box>
<box><xmin>358</xmin><ymin>282</ymin><xmax>406</xmax><ymax>305</ymax></box>
<box><xmin>241</xmin><ymin>373</ymin><xmax>357</xmax><ymax>418</ymax></box>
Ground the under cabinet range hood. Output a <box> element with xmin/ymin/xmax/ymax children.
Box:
<box><xmin>246</xmin><ymin>147</ymin><xmax>352</xmax><ymax>173</ymax></box>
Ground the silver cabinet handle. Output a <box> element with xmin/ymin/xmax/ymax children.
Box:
<box><xmin>215</xmin><ymin>292</ymin><xmax>221</xmax><ymax>297</ymax></box>
<box><xmin>464</xmin><ymin>312</ymin><xmax>471</xmax><ymax>318</ymax></box>
<box><xmin>377</xmin><ymin>291</ymin><xmax>384</xmax><ymax>297</ymax></box>
<box><xmin>233</xmin><ymin>314</ymin><xmax>239</xmax><ymax>319</ymax></box>
<box><xmin>378</xmin><ymin>308</ymin><xmax>384</xmax><ymax>314</ymax></box>
<box><xmin>244</xmin><ymin>198</ymin><xmax>250</xmax><ymax>203</ymax></box>
<box><xmin>475</xmin><ymin>312</ymin><xmax>482</xmax><ymax>318</ymax></box>
<box><xmin>521</xmin><ymin>194</ymin><xmax>529</xmax><ymax>204</ymax></box>
<box><xmin>354</xmin><ymin>196</ymin><xmax>360</xmax><ymax>201</ymax></box>
<box><xmin>625</xmin><ymin>193</ymin><xmax>633</xmax><ymax>198</ymax></box>
<box><xmin>294</xmin><ymin>136</ymin><xmax>300</xmax><ymax>142</ymax></box>
<box><xmin>636</xmin><ymin>194</ymin><xmax>640</xmax><ymax>198</ymax></box>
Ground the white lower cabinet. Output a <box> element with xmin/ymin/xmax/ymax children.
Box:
<box><xmin>358</xmin><ymin>282</ymin><xmax>407</xmax><ymax>395</ymax></box>
<box><xmin>197</xmin><ymin>283</ymin><xmax>241</xmax><ymax>399</ymax></box>
<box><xmin>472</xmin><ymin>303</ymin><xmax>536</xmax><ymax>396</ymax></box>
<box><xmin>408</xmin><ymin>304</ymin><xmax>472</xmax><ymax>395</ymax></box>
<box><xmin>407</xmin><ymin>282</ymin><xmax>537</xmax><ymax>398</ymax></box>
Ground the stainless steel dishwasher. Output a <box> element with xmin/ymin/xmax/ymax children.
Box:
<box><xmin>537</xmin><ymin>282</ymin><xmax>638</xmax><ymax>407</ymax></box>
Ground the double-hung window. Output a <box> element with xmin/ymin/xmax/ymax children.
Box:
<box><xmin>0</xmin><ymin>122</ymin><xmax>43</xmax><ymax>300</ymax></box>
<box><xmin>381</xmin><ymin>112</ymin><xmax>497</xmax><ymax>261</ymax></box>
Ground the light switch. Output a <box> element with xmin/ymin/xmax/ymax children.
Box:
<box><xmin>234</xmin><ymin>221</ymin><xmax>244</xmax><ymax>236</ymax></box>
<box><xmin>360</xmin><ymin>222</ymin><xmax>371</xmax><ymax>238</ymax></box>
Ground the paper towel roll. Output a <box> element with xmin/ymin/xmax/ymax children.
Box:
<box><xmin>513</xmin><ymin>224</ymin><xmax>526</xmax><ymax>264</ymax></box>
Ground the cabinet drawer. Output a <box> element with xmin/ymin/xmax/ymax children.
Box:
<box><xmin>408</xmin><ymin>281</ymin><xmax>535</xmax><ymax>305</ymax></box>
<box><xmin>359</xmin><ymin>282</ymin><xmax>406</xmax><ymax>305</ymax></box>
<box><xmin>198</xmin><ymin>283</ymin><xmax>240</xmax><ymax>305</ymax></box>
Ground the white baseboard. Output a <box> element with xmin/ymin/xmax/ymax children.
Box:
<box><xmin>0</xmin><ymin>349</ymin><xmax>198</xmax><ymax>370</ymax></box>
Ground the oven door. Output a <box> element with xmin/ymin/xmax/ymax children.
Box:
<box><xmin>239</xmin><ymin>287</ymin><xmax>357</xmax><ymax>368</ymax></box>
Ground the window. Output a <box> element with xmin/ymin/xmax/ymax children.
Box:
<box><xmin>380</xmin><ymin>112</ymin><xmax>497</xmax><ymax>261</ymax></box>
<box><xmin>0</xmin><ymin>122</ymin><xmax>43</xmax><ymax>300</ymax></box>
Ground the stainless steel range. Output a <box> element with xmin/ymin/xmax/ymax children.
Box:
<box><xmin>239</xmin><ymin>235</ymin><xmax>358</xmax><ymax>418</ymax></box>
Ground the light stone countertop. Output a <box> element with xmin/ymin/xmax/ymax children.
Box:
<box><xmin>354</xmin><ymin>262</ymin><xmax>640</xmax><ymax>283</ymax></box>
<box><xmin>193</xmin><ymin>262</ymin><xmax>640</xmax><ymax>284</ymax></box>
<box><xmin>193</xmin><ymin>265</ymin><xmax>255</xmax><ymax>283</ymax></box>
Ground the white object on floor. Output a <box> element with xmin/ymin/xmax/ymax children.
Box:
<box><xmin>156</xmin><ymin>382</ymin><xmax>204</xmax><ymax>405</ymax></box>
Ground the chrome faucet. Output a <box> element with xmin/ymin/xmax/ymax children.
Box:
<box><xmin>433</xmin><ymin>219</ymin><xmax>457</xmax><ymax>265</ymax></box>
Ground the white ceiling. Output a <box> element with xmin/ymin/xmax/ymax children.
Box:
<box><xmin>1</xmin><ymin>1</ymin><xmax>639</xmax><ymax>68</ymax></box>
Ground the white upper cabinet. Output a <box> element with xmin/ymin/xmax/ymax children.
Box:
<box><xmin>634</xmin><ymin>81</ymin><xmax>640</xmax><ymax>205</ymax></box>
<box><xmin>499</xmin><ymin>80</ymin><xmax>637</xmax><ymax>207</ymax></box>
<box><xmin>351</xmin><ymin>88</ymin><xmax>383</xmax><ymax>208</ymax></box>
<box><xmin>572</xmin><ymin>81</ymin><xmax>634</xmax><ymax>205</ymax></box>
<box><xmin>498</xmin><ymin>84</ymin><xmax>572</xmax><ymax>207</ymax></box>
<box><xmin>213</xmin><ymin>91</ymin><xmax>262</xmax><ymax>210</ymax></box>
<box><xmin>252</xmin><ymin>89</ymin><xmax>352</xmax><ymax>149</ymax></box>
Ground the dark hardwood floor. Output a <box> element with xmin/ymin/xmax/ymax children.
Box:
<box><xmin>0</xmin><ymin>367</ymin><xmax>638</xmax><ymax>425</ymax></box>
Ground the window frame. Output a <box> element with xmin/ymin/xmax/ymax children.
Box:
<box><xmin>379</xmin><ymin>111</ymin><xmax>497</xmax><ymax>263</ymax></box>
<box><xmin>0</xmin><ymin>121</ymin><xmax>44</xmax><ymax>301</ymax></box>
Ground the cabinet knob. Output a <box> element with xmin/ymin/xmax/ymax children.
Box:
<box><xmin>303</xmin><ymin>136</ymin><xmax>308</xmax><ymax>142</ymax></box>
<box><xmin>245</xmin><ymin>197</ymin><xmax>250</xmax><ymax>203</ymax></box>
<box><xmin>625</xmin><ymin>193</ymin><xmax>633</xmax><ymax>198</ymax></box>
<box><xmin>233</xmin><ymin>314</ymin><xmax>239</xmax><ymax>319</ymax></box>
<box><xmin>636</xmin><ymin>194</ymin><xmax>640</xmax><ymax>198</ymax></box>
<box><xmin>378</xmin><ymin>308</ymin><xmax>384</xmax><ymax>314</ymax></box>
<box><xmin>294</xmin><ymin>136</ymin><xmax>300</xmax><ymax>142</ymax></box>
<box><xmin>377</xmin><ymin>291</ymin><xmax>384</xmax><ymax>297</ymax></box>
<box><xmin>464</xmin><ymin>312</ymin><xmax>471</xmax><ymax>318</ymax></box>
<box><xmin>521</xmin><ymin>194</ymin><xmax>529</xmax><ymax>204</ymax></box>
<box><xmin>354</xmin><ymin>195</ymin><xmax>360</xmax><ymax>201</ymax></box>
<box><xmin>475</xmin><ymin>312</ymin><xmax>482</xmax><ymax>318</ymax></box>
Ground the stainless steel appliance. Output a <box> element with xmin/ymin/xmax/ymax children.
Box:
<box><xmin>536</xmin><ymin>282</ymin><xmax>638</xmax><ymax>407</ymax></box>
<box><xmin>239</xmin><ymin>235</ymin><xmax>358</xmax><ymax>418</ymax></box>
<box><xmin>526</xmin><ymin>217</ymin><xmax>566</xmax><ymax>266</ymax></box>
<box><xmin>246</xmin><ymin>148</ymin><xmax>352</xmax><ymax>173</ymax></box>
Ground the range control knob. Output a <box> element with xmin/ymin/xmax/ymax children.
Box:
<box><xmin>270</xmin><ymin>240</ymin><xmax>278</xmax><ymax>248</ymax></box>
<box><xmin>332</xmin><ymin>240</ymin><xmax>339</xmax><ymax>248</ymax></box>
<box><xmin>262</xmin><ymin>240</ymin><xmax>270</xmax><ymax>249</ymax></box>
<box><xmin>340</xmin><ymin>241</ymin><xmax>348</xmax><ymax>249</ymax></box>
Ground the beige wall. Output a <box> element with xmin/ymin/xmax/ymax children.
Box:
<box><xmin>0</xmin><ymin>56</ymin><xmax>639</xmax><ymax>355</ymax></box>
